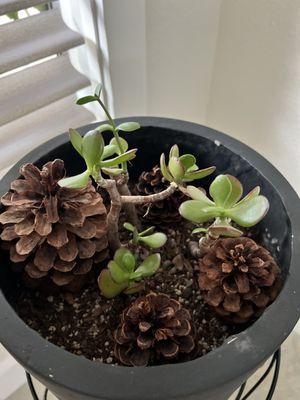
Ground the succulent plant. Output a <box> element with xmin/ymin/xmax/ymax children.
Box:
<box><xmin>123</xmin><ymin>222</ymin><xmax>167</xmax><ymax>249</ymax></box>
<box><xmin>98</xmin><ymin>248</ymin><xmax>161</xmax><ymax>298</ymax></box>
<box><xmin>160</xmin><ymin>144</ymin><xmax>215</xmax><ymax>186</ymax></box>
<box><xmin>59</xmin><ymin>129</ymin><xmax>137</xmax><ymax>189</ymax></box>
<box><xmin>179</xmin><ymin>175</ymin><xmax>269</xmax><ymax>230</ymax></box>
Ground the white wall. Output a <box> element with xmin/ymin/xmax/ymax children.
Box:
<box><xmin>102</xmin><ymin>0</ymin><xmax>300</xmax><ymax>194</ymax></box>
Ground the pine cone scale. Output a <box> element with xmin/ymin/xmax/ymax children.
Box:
<box><xmin>199</xmin><ymin>238</ymin><xmax>281</xmax><ymax>323</ymax></box>
<box><xmin>114</xmin><ymin>293</ymin><xmax>196</xmax><ymax>366</ymax></box>
<box><xmin>0</xmin><ymin>160</ymin><xmax>109</xmax><ymax>289</ymax></box>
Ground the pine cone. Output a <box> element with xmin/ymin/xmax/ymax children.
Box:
<box><xmin>199</xmin><ymin>237</ymin><xmax>281</xmax><ymax>324</ymax></box>
<box><xmin>0</xmin><ymin>160</ymin><xmax>108</xmax><ymax>289</ymax></box>
<box><xmin>133</xmin><ymin>166</ymin><xmax>186</xmax><ymax>224</ymax></box>
<box><xmin>114</xmin><ymin>292</ymin><xmax>195</xmax><ymax>366</ymax></box>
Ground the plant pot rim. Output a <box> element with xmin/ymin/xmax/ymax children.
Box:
<box><xmin>0</xmin><ymin>117</ymin><xmax>299</xmax><ymax>400</ymax></box>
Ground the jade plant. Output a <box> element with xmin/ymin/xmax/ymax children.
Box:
<box><xmin>98</xmin><ymin>248</ymin><xmax>161</xmax><ymax>298</ymax></box>
<box><xmin>123</xmin><ymin>222</ymin><xmax>167</xmax><ymax>248</ymax></box>
<box><xmin>58</xmin><ymin>84</ymin><xmax>216</xmax><ymax>253</ymax></box>
<box><xmin>179</xmin><ymin>174</ymin><xmax>269</xmax><ymax>254</ymax></box>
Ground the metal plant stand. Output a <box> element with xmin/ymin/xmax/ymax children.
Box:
<box><xmin>25</xmin><ymin>348</ymin><xmax>281</xmax><ymax>400</ymax></box>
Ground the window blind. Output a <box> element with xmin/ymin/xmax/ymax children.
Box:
<box><xmin>0</xmin><ymin>0</ymin><xmax>94</xmax><ymax>173</ymax></box>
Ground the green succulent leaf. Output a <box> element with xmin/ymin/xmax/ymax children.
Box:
<box><xmin>108</xmin><ymin>260</ymin><xmax>129</xmax><ymax>284</ymax></box>
<box><xmin>116</xmin><ymin>122</ymin><xmax>140</xmax><ymax>132</ymax></box>
<box><xmin>82</xmin><ymin>130</ymin><xmax>104</xmax><ymax>171</ymax></box>
<box><xmin>209</xmin><ymin>224</ymin><xmax>243</xmax><ymax>238</ymax></box>
<box><xmin>235</xmin><ymin>186</ymin><xmax>260</xmax><ymax>205</ymax></box>
<box><xmin>223</xmin><ymin>175</ymin><xmax>243</xmax><ymax>208</ymax></box>
<box><xmin>179</xmin><ymin>200</ymin><xmax>219</xmax><ymax>223</ymax></box>
<box><xmin>192</xmin><ymin>227</ymin><xmax>208</xmax><ymax>235</ymax></box>
<box><xmin>76</xmin><ymin>95</ymin><xmax>98</xmax><ymax>105</ymax></box>
<box><xmin>139</xmin><ymin>226</ymin><xmax>156</xmax><ymax>237</ymax></box>
<box><xmin>131</xmin><ymin>253</ymin><xmax>161</xmax><ymax>279</ymax></box>
<box><xmin>69</xmin><ymin>128</ymin><xmax>82</xmax><ymax>155</ymax></box>
<box><xmin>97</xmin><ymin>124</ymin><xmax>114</xmax><ymax>134</ymax></box>
<box><xmin>58</xmin><ymin>170</ymin><xmax>90</xmax><ymax>189</ymax></box>
<box><xmin>209</xmin><ymin>175</ymin><xmax>232</xmax><ymax>207</ymax></box>
<box><xmin>101</xmin><ymin>167</ymin><xmax>124</xmax><ymax>176</ymax></box>
<box><xmin>169</xmin><ymin>144</ymin><xmax>179</xmax><ymax>159</ymax></box>
<box><xmin>139</xmin><ymin>232</ymin><xmax>167</xmax><ymax>249</ymax></box>
<box><xmin>183</xmin><ymin>166</ymin><xmax>216</xmax><ymax>182</ymax></box>
<box><xmin>186</xmin><ymin>186</ymin><xmax>215</xmax><ymax>206</ymax></box>
<box><xmin>225</xmin><ymin>195</ymin><xmax>269</xmax><ymax>227</ymax></box>
<box><xmin>123</xmin><ymin>222</ymin><xmax>135</xmax><ymax>232</ymax></box>
<box><xmin>102</xmin><ymin>144</ymin><xmax>118</xmax><ymax>160</ymax></box>
<box><xmin>169</xmin><ymin>157</ymin><xmax>185</xmax><ymax>182</ymax></box>
<box><xmin>179</xmin><ymin>154</ymin><xmax>196</xmax><ymax>170</ymax></box>
<box><xmin>98</xmin><ymin>270</ymin><xmax>127</xmax><ymax>299</ymax></box>
<box><xmin>94</xmin><ymin>83</ymin><xmax>103</xmax><ymax>98</ymax></box>
<box><xmin>100</xmin><ymin>149</ymin><xmax>137</xmax><ymax>168</ymax></box>
<box><xmin>160</xmin><ymin>153</ymin><xmax>173</xmax><ymax>182</ymax></box>
<box><xmin>114</xmin><ymin>248</ymin><xmax>136</xmax><ymax>273</ymax></box>
<box><xmin>109</xmin><ymin>137</ymin><xmax>129</xmax><ymax>154</ymax></box>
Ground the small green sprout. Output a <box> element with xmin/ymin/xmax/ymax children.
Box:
<box><xmin>123</xmin><ymin>222</ymin><xmax>167</xmax><ymax>248</ymax></box>
<box><xmin>179</xmin><ymin>174</ymin><xmax>269</xmax><ymax>232</ymax></box>
<box><xmin>58</xmin><ymin>129</ymin><xmax>137</xmax><ymax>188</ymax></box>
<box><xmin>160</xmin><ymin>144</ymin><xmax>215</xmax><ymax>186</ymax></box>
<box><xmin>98</xmin><ymin>248</ymin><xmax>161</xmax><ymax>298</ymax></box>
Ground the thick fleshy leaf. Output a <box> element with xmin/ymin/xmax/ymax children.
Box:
<box><xmin>235</xmin><ymin>186</ymin><xmax>260</xmax><ymax>206</ymax></box>
<box><xmin>69</xmin><ymin>128</ymin><xmax>82</xmax><ymax>155</ymax></box>
<box><xmin>226</xmin><ymin>195</ymin><xmax>269</xmax><ymax>227</ymax></box>
<box><xmin>169</xmin><ymin>157</ymin><xmax>185</xmax><ymax>182</ymax></box>
<box><xmin>101</xmin><ymin>167</ymin><xmax>124</xmax><ymax>176</ymax></box>
<box><xmin>123</xmin><ymin>222</ymin><xmax>135</xmax><ymax>232</ymax></box>
<box><xmin>100</xmin><ymin>149</ymin><xmax>137</xmax><ymax>167</ymax></box>
<box><xmin>209</xmin><ymin>224</ymin><xmax>243</xmax><ymax>238</ymax></box>
<box><xmin>160</xmin><ymin>153</ymin><xmax>173</xmax><ymax>182</ymax></box>
<box><xmin>179</xmin><ymin>200</ymin><xmax>219</xmax><ymax>223</ymax></box>
<box><xmin>114</xmin><ymin>248</ymin><xmax>136</xmax><ymax>273</ymax></box>
<box><xmin>192</xmin><ymin>227</ymin><xmax>208</xmax><ymax>235</ymax></box>
<box><xmin>76</xmin><ymin>95</ymin><xmax>97</xmax><ymax>105</ymax></box>
<box><xmin>97</xmin><ymin>124</ymin><xmax>114</xmax><ymax>134</ymax></box>
<box><xmin>186</xmin><ymin>186</ymin><xmax>214</xmax><ymax>205</ymax></box>
<box><xmin>82</xmin><ymin>130</ymin><xmax>104</xmax><ymax>170</ymax></box>
<box><xmin>116</xmin><ymin>122</ymin><xmax>140</xmax><ymax>132</ymax></box>
<box><xmin>222</xmin><ymin>175</ymin><xmax>243</xmax><ymax>208</ymax></box>
<box><xmin>108</xmin><ymin>260</ymin><xmax>129</xmax><ymax>284</ymax></box>
<box><xmin>58</xmin><ymin>170</ymin><xmax>90</xmax><ymax>189</ymax></box>
<box><xmin>94</xmin><ymin>83</ymin><xmax>103</xmax><ymax>97</ymax></box>
<box><xmin>209</xmin><ymin>175</ymin><xmax>232</xmax><ymax>207</ymax></box>
<box><xmin>102</xmin><ymin>144</ymin><xmax>118</xmax><ymax>160</ymax></box>
<box><xmin>98</xmin><ymin>270</ymin><xmax>127</xmax><ymax>298</ymax></box>
<box><xmin>139</xmin><ymin>226</ymin><xmax>155</xmax><ymax>236</ymax></box>
<box><xmin>109</xmin><ymin>137</ymin><xmax>129</xmax><ymax>154</ymax></box>
<box><xmin>131</xmin><ymin>253</ymin><xmax>161</xmax><ymax>279</ymax></box>
<box><xmin>179</xmin><ymin>154</ymin><xmax>196</xmax><ymax>170</ymax></box>
<box><xmin>183</xmin><ymin>166</ymin><xmax>216</xmax><ymax>182</ymax></box>
<box><xmin>169</xmin><ymin>144</ymin><xmax>179</xmax><ymax>158</ymax></box>
<box><xmin>139</xmin><ymin>232</ymin><xmax>167</xmax><ymax>249</ymax></box>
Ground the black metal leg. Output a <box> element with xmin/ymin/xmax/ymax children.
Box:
<box><xmin>234</xmin><ymin>348</ymin><xmax>281</xmax><ymax>400</ymax></box>
<box><xmin>25</xmin><ymin>348</ymin><xmax>282</xmax><ymax>400</ymax></box>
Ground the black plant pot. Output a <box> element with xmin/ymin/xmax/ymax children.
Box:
<box><xmin>0</xmin><ymin>117</ymin><xmax>300</xmax><ymax>400</ymax></box>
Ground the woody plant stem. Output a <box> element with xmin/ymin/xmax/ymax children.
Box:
<box><xmin>96</xmin><ymin>98</ymin><xmax>140</xmax><ymax>226</ymax></box>
<box><xmin>101</xmin><ymin>179</ymin><xmax>178</xmax><ymax>251</ymax></box>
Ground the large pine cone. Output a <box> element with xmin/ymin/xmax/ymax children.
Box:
<box><xmin>0</xmin><ymin>160</ymin><xmax>108</xmax><ymax>289</ymax></box>
<box><xmin>133</xmin><ymin>166</ymin><xmax>186</xmax><ymax>224</ymax></box>
<box><xmin>114</xmin><ymin>292</ymin><xmax>195</xmax><ymax>366</ymax></box>
<box><xmin>199</xmin><ymin>237</ymin><xmax>281</xmax><ymax>324</ymax></box>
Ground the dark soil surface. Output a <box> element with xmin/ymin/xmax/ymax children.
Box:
<box><xmin>12</xmin><ymin>219</ymin><xmax>237</xmax><ymax>365</ymax></box>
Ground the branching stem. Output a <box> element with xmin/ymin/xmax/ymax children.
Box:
<box><xmin>121</xmin><ymin>182</ymin><xmax>178</xmax><ymax>204</ymax></box>
<box><xmin>101</xmin><ymin>179</ymin><xmax>122</xmax><ymax>251</ymax></box>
